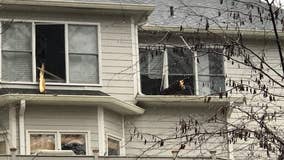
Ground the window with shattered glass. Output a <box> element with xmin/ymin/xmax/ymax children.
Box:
<box><xmin>197</xmin><ymin>48</ymin><xmax>225</xmax><ymax>95</ymax></box>
<box><xmin>139</xmin><ymin>48</ymin><xmax>164</xmax><ymax>95</ymax></box>
<box><xmin>107</xmin><ymin>137</ymin><xmax>120</xmax><ymax>156</ymax></box>
<box><xmin>167</xmin><ymin>47</ymin><xmax>194</xmax><ymax>95</ymax></box>
<box><xmin>61</xmin><ymin>134</ymin><xmax>86</xmax><ymax>155</ymax></box>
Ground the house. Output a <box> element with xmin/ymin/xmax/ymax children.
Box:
<box><xmin>0</xmin><ymin>0</ymin><xmax>283</xmax><ymax>160</ymax></box>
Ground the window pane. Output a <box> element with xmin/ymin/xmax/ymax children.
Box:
<box><xmin>0</xmin><ymin>140</ymin><xmax>6</xmax><ymax>154</ymax></box>
<box><xmin>210</xmin><ymin>76</ymin><xmax>225</xmax><ymax>94</ymax></box>
<box><xmin>2</xmin><ymin>22</ymin><xmax>32</xmax><ymax>51</ymax></box>
<box><xmin>30</xmin><ymin>134</ymin><xmax>55</xmax><ymax>154</ymax></box>
<box><xmin>69</xmin><ymin>54</ymin><xmax>99</xmax><ymax>83</ymax></box>
<box><xmin>139</xmin><ymin>48</ymin><xmax>163</xmax><ymax>95</ymax></box>
<box><xmin>108</xmin><ymin>138</ymin><xmax>120</xmax><ymax>156</ymax></box>
<box><xmin>2</xmin><ymin>51</ymin><xmax>32</xmax><ymax>81</ymax></box>
<box><xmin>61</xmin><ymin>134</ymin><xmax>86</xmax><ymax>155</ymax></box>
<box><xmin>168</xmin><ymin>47</ymin><xmax>193</xmax><ymax>74</ymax></box>
<box><xmin>69</xmin><ymin>25</ymin><xmax>98</xmax><ymax>54</ymax></box>
<box><xmin>197</xmin><ymin>52</ymin><xmax>209</xmax><ymax>75</ymax></box>
<box><xmin>209</xmin><ymin>51</ymin><xmax>224</xmax><ymax>74</ymax></box>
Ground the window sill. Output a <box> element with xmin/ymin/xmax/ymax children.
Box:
<box><xmin>0</xmin><ymin>81</ymin><xmax>103</xmax><ymax>87</ymax></box>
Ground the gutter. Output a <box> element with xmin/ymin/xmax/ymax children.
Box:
<box><xmin>141</xmin><ymin>25</ymin><xmax>284</xmax><ymax>38</ymax></box>
<box><xmin>0</xmin><ymin>0</ymin><xmax>155</xmax><ymax>13</ymax></box>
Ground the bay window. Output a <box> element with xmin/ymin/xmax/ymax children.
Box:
<box><xmin>1</xmin><ymin>21</ymin><xmax>100</xmax><ymax>85</ymax></box>
<box><xmin>139</xmin><ymin>46</ymin><xmax>225</xmax><ymax>96</ymax></box>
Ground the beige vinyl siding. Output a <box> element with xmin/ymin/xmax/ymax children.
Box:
<box><xmin>24</xmin><ymin>105</ymin><xmax>98</xmax><ymax>150</ymax></box>
<box><xmin>225</xmin><ymin>40</ymin><xmax>284</xmax><ymax>160</ymax></box>
<box><xmin>125</xmin><ymin>106</ymin><xmax>228</xmax><ymax>158</ymax></box>
<box><xmin>104</xmin><ymin>109</ymin><xmax>123</xmax><ymax>139</ymax></box>
<box><xmin>0</xmin><ymin>9</ymin><xmax>135</xmax><ymax>103</ymax></box>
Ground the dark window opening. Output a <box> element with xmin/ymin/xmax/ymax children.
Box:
<box><xmin>36</xmin><ymin>25</ymin><xmax>65</xmax><ymax>83</ymax></box>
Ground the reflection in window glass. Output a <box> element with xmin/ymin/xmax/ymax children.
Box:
<box><xmin>69</xmin><ymin>25</ymin><xmax>99</xmax><ymax>84</ymax></box>
<box><xmin>198</xmin><ymin>49</ymin><xmax>225</xmax><ymax>95</ymax></box>
<box><xmin>30</xmin><ymin>134</ymin><xmax>55</xmax><ymax>154</ymax></box>
<box><xmin>61</xmin><ymin>134</ymin><xmax>86</xmax><ymax>155</ymax></box>
<box><xmin>2</xmin><ymin>22</ymin><xmax>32</xmax><ymax>82</ymax></box>
<box><xmin>108</xmin><ymin>138</ymin><xmax>120</xmax><ymax>156</ymax></box>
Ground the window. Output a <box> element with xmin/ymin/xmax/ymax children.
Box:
<box><xmin>0</xmin><ymin>140</ymin><xmax>6</xmax><ymax>154</ymax></box>
<box><xmin>1</xmin><ymin>21</ymin><xmax>100</xmax><ymax>84</ymax></box>
<box><xmin>107</xmin><ymin>136</ymin><xmax>121</xmax><ymax>156</ymax></box>
<box><xmin>27</xmin><ymin>131</ymin><xmax>88</xmax><ymax>155</ymax></box>
<box><xmin>139</xmin><ymin>46</ymin><xmax>225</xmax><ymax>96</ymax></box>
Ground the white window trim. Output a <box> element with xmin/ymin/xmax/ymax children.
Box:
<box><xmin>26</xmin><ymin>130</ymin><xmax>91</xmax><ymax>155</ymax></box>
<box><xmin>0</xmin><ymin>19</ymin><xmax>103</xmax><ymax>87</ymax></box>
<box><xmin>106</xmin><ymin>133</ymin><xmax>122</xmax><ymax>156</ymax></box>
<box><xmin>139</xmin><ymin>45</ymin><xmax>225</xmax><ymax>95</ymax></box>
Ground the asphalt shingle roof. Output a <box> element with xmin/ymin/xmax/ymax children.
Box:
<box><xmin>66</xmin><ymin>0</ymin><xmax>282</xmax><ymax>31</ymax></box>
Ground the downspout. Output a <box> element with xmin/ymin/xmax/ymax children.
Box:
<box><xmin>8</xmin><ymin>104</ymin><xmax>17</xmax><ymax>153</ymax></box>
<box><xmin>19</xmin><ymin>100</ymin><xmax>26</xmax><ymax>155</ymax></box>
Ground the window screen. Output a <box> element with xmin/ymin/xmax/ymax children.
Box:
<box><xmin>68</xmin><ymin>25</ymin><xmax>99</xmax><ymax>84</ymax></box>
<box><xmin>2</xmin><ymin>22</ymin><xmax>32</xmax><ymax>82</ymax></box>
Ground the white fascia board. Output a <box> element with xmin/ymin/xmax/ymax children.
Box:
<box><xmin>0</xmin><ymin>0</ymin><xmax>155</xmax><ymax>13</ymax></box>
<box><xmin>0</xmin><ymin>94</ymin><xmax>145</xmax><ymax>115</ymax></box>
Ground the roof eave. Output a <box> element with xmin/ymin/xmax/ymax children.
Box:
<box><xmin>0</xmin><ymin>94</ymin><xmax>145</xmax><ymax>115</ymax></box>
<box><xmin>0</xmin><ymin>0</ymin><xmax>155</xmax><ymax>13</ymax></box>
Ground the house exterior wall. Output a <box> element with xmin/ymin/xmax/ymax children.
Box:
<box><xmin>225</xmin><ymin>39</ymin><xmax>284</xmax><ymax>160</ymax></box>
<box><xmin>0</xmin><ymin>8</ymin><xmax>135</xmax><ymax>103</ymax></box>
<box><xmin>24</xmin><ymin>104</ymin><xmax>98</xmax><ymax>153</ymax></box>
<box><xmin>125</xmin><ymin>105</ymin><xmax>228</xmax><ymax>158</ymax></box>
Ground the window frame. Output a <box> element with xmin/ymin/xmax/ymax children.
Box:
<box><xmin>0</xmin><ymin>131</ymin><xmax>8</xmax><ymax>154</ymax></box>
<box><xmin>26</xmin><ymin>130</ymin><xmax>91</xmax><ymax>155</ymax></box>
<box><xmin>139</xmin><ymin>45</ymin><xmax>225</xmax><ymax>96</ymax></box>
<box><xmin>0</xmin><ymin>19</ymin><xmax>102</xmax><ymax>86</ymax></box>
<box><xmin>106</xmin><ymin>134</ymin><xmax>122</xmax><ymax>156</ymax></box>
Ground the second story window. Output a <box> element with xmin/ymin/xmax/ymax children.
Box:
<box><xmin>139</xmin><ymin>46</ymin><xmax>225</xmax><ymax>96</ymax></box>
<box><xmin>1</xmin><ymin>21</ymin><xmax>100</xmax><ymax>85</ymax></box>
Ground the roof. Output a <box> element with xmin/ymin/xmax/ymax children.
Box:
<box><xmin>135</xmin><ymin>0</ymin><xmax>282</xmax><ymax>31</ymax></box>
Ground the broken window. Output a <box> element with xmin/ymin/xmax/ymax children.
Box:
<box><xmin>61</xmin><ymin>134</ymin><xmax>86</xmax><ymax>155</ymax></box>
<box><xmin>2</xmin><ymin>22</ymin><xmax>32</xmax><ymax>82</ymax></box>
<box><xmin>139</xmin><ymin>46</ymin><xmax>225</xmax><ymax>96</ymax></box>
<box><xmin>139</xmin><ymin>48</ymin><xmax>163</xmax><ymax>95</ymax></box>
<box><xmin>30</xmin><ymin>134</ymin><xmax>55</xmax><ymax>154</ymax></box>
<box><xmin>167</xmin><ymin>47</ymin><xmax>194</xmax><ymax>95</ymax></box>
<box><xmin>36</xmin><ymin>25</ymin><xmax>65</xmax><ymax>82</ymax></box>
<box><xmin>107</xmin><ymin>137</ymin><xmax>120</xmax><ymax>156</ymax></box>
<box><xmin>198</xmin><ymin>49</ymin><xmax>225</xmax><ymax>95</ymax></box>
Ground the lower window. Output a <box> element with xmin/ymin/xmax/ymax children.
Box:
<box><xmin>28</xmin><ymin>131</ymin><xmax>88</xmax><ymax>155</ymax></box>
<box><xmin>0</xmin><ymin>140</ymin><xmax>6</xmax><ymax>154</ymax></box>
<box><xmin>107</xmin><ymin>136</ymin><xmax>121</xmax><ymax>156</ymax></box>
